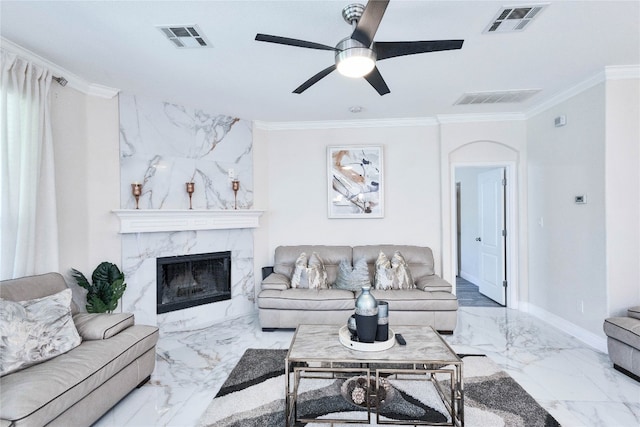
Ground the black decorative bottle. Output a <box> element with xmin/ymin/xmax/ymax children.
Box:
<box><xmin>355</xmin><ymin>286</ymin><xmax>378</xmax><ymax>343</ymax></box>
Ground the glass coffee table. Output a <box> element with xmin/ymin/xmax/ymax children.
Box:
<box><xmin>285</xmin><ymin>324</ymin><xmax>463</xmax><ymax>426</ymax></box>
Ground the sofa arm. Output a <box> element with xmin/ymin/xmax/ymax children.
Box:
<box><xmin>73</xmin><ymin>313</ymin><xmax>134</xmax><ymax>340</ymax></box>
<box><xmin>261</xmin><ymin>273</ymin><xmax>290</xmax><ymax>291</ymax></box>
<box><xmin>415</xmin><ymin>275</ymin><xmax>453</xmax><ymax>293</ymax></box>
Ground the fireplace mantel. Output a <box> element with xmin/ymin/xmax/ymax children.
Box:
<box><xmin>112</xmin><ymin>209</ymin><xmax>264</xmax><ymax>233</ymax></box>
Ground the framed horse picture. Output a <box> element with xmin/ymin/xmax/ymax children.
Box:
<box><xmin>327</xmin><ymin>146</ymin><xmax>384</xmax><ymax>218</ymax></box>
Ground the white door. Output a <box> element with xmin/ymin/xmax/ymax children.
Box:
<box><xmin>477</xmin><ymin>168</ymin><xmax>506</xmax><ymax>305</ymax></box>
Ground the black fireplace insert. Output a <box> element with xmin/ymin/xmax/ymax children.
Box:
<box><xmin>156</xmin><ymin>251</ymin><xmax>231</xmax><ymax>314</ymax></box>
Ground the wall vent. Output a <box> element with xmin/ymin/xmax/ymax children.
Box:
<box><xmin>454</xmin><ymin>89</ymin><xmax>541</xmax><ymax>105</ymax></box>
<box><xmin>157</xmin><ymin>25</ymin><xmax>211</xmax><ymax>48</ymax></box>
<box><xmin>484</xmin><ymin>4</ymin><xmax>547</xmax><ymax>33</ymax></box>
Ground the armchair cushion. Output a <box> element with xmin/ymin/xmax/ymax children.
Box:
<box><xmin>73</xmin><ymin>313</ymin><xmax>134</xmax><ymax>340</ymax></box>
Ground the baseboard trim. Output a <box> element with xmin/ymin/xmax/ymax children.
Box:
<box><xmin>520</xmin><ymin>302</ymin><xmax>608</xmax><ymax>353</ymax></box>
<box><xmin>458</xmin><ymin>272</ymin><xmax>481</xmax><ymax>286</ymax></box>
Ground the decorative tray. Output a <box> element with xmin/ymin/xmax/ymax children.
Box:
<box><xmin>338</xmin><ymin>325</ymin><xmax>395</xmax><ymax>352</ymax></box>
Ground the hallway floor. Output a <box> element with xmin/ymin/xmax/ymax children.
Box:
<box><xmin>456</xmin><ymin>276</ymin><xmax>503</xmax><ymax>307</ymax></box>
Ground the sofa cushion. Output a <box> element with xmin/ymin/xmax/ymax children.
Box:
<box><xmin>73</xmin><ymin>313</ymin><xmax>135</xmax><ymax>340</ymax></box>
<box><xmin>273</xmin><ymin>246</ymin><xmax>352</xmax><ymax>285</ymax></box>
<box><xmin>373</xmin><ymin>251</ymin><xmax>416</xmax><ymax>290</ymax></box>
<box><xmin>373</xmin><ymin>251</ymin><xmax>394</xmax><ymax>290</ymax></box>
<box><xmin>353</xmin><ymin>245</ymin><xmax>435</xmax><ymax>283</ymax></box>
<box><xmin>0</xmin><ymin>289</ymin><xmax>81</xmax><ymax>376</ymax></box>
<box><xmin>391</xmin><ymin>251</ymin><xmax>415</xmax><ymax>289</ymax></box>
<box><xmin>258</xmin><ymin>289</ymin><xmax>355</xmax><ymax>311</ymax></box>
<box><xmin>0</xmin><ymin>325</ymin><xmax>158</xmax><ymax>426</ymax></box>
<box><xmin>628</xmin><ymin>306</ymin><xmax>640</xmax><ymax>320</ymax></box>
<box><xmin>334</xmin><ymin>258</ymin><xmax>370</xmax><ymax>291</ymax></box>
<box><xmin>369</xmin><ymin>289</ymin><xmax>458</xmax><ymax>311</ymax></box>
<box><xmin>604</xmin><ymin>317</ymin><xmax>640</xmax><ymax>351</ymax></box>
<box><xmin>291</xmin><ymin>252</ymin><xmax>328</xmax><ymax>289</ymax></box>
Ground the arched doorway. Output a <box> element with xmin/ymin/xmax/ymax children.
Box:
<box><xmin>445</xmin><ymin>140</ymin><xmax>520</xmax><ymax>309</ymax></box>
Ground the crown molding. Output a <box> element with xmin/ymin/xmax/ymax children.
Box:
<box><xmin>526</xmin><ymin>64</ymin><xmax>640</xmax><ymax>118</ymax></box>
<box><xmin>1</xmin><ymin>37</ymin><xmax>119</xmax><ymax>99</ymax></box>
<box><xmin>254</xmin><ymin>116</ymin><xmax>439</xmax><ymax>131</ymax></box>
<box><xmin>605</xmin><ymin>64</ymin><xmax>640</xmax><ymax>80</ymax></box>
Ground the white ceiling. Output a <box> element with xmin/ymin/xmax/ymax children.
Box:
<box><xmin>1</xmin><ymin>1</ymin><xmax>639</xmax><ymax>123</ymax></box>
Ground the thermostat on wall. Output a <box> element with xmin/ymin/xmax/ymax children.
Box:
<box><xmin>555</xmin><ymin>115</ymin><xmax>567</xmax><ymax>127</ymax></box>
<box><xmin>575</xmin><ymin>195</ymin><xmax>587</xmax><ymax>204</ymax></box>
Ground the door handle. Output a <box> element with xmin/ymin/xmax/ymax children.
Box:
<box><xmin>475</xmin><ymin>237</ymin><xmax>482</xmax><ymax>242</ymax></box>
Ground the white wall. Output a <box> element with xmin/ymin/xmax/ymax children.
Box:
<box><xmin>253</xmin><ymin>123</ymin><xmax>443</xmax><ymax>272</ymax></box>
<box><xmin>605</xmin><ymin>78</ymin><xmax>640</xmax><ymax>316</ymax></box>
<box><xmin>527</xmin><ymin>83</ymin><xmax>607</xmax><ymax>337</ymax></box>
<box><xmin>50</xmin><ymin>85</ymin><xmax>120</xmax><ymax>291</ymax></box>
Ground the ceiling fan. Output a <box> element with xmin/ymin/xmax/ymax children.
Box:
<box><xmin>255</xmin><ymin>0</ymin><xmax>464</xmax><ymax>96</ymax></box>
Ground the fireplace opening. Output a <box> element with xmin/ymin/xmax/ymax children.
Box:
<box><xmin>157</xmin><ymin>251</ymin><xmax>231</xmax><ymax>314</ymax></box>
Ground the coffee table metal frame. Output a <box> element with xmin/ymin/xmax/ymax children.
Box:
<box><xmin>285</xmin><ymin>324</ymin><xmax>463</xmax><ymax>426</ymax></box>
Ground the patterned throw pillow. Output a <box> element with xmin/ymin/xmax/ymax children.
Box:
<box><xmin>374</xmin><ymin>252</ymin><xmax>394</xmax><ymax>290</ymax></box>
<box><xmin>0</xmin><ymin>289</ymin><xmax>81</xmax><ymax>376</ymax></box>
<box><xmin>307</xmin><ymin>252</ymin><xmax>329</xmax><ymax>289</ymax></box>
<box><xmin>291</xmin><ymin>252</ymin><xmax>309</xmax><ymax>288</ymax></box>
<box><xmin>291</xmin><ymin>252</ymin><xmax>328</xmax><ymax>290</ymax></box>
<box><xmin>374</xmin><ymin>251</ymin><xmax>415</xmax><ymax>290</ymax></box>
<box><xmin>391</xmin><ymin>251</ymin><xmax>415</xmax><ymax>289</ymax></box>
<box><xmin>334</xmin><ymin>258</ymin><xmax>371</xmax><ymax>291</ymax></box>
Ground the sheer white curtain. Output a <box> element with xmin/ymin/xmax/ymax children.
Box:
<box><xmin>1</xmin><ymin>50</ymin><xmax>59</xmax><ymax>279</ymax></box>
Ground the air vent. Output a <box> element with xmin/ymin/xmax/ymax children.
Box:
<box><xmin>454</xmin><ymin>89</ymin><xmax>541</xmax><ymax>105</ymax></box>
<box><xmin>484</xmin><ymin>4</ymin><xmax>547</xmax><ymax>33</ymax></box>
<box><xmin>157</xmin><ymin>25</ymin><xmax>211</xmax><ymax>48</ymax></box>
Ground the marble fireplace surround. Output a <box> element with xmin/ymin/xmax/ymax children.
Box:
<box><xmin>114</xmin><ymin>210</ymin><xmax>263</xmax><ymax>334</ymax></box>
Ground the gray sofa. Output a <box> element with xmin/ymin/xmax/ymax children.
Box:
<box><xmin>603</xmin><ymin>306</ymin><xmax>640</xmax><ymax>381</ymax></box>
<box><xmin>258</xmin><ymin>245</ymin><xmax>458</xmax><ymax>333</ymax></box>
<box><xmin>0</xmin><ymin>273</ymin><xmax>159</xmax><ymax>427</ymax></box>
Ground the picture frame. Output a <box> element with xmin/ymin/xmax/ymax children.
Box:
<box><xmin>327</xmin><ymin>145</ymin><xmax>384</xmax><ymax>218</ymax></box>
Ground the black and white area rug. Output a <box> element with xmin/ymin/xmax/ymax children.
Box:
<box><xmin>198</xmin><ymin>349</ymin><xmax>560</xmax><ymax>427</ymax></box>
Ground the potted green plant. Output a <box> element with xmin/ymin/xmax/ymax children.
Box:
<box><xmin>71</xmin><ymin>262</ymin><xmax>127</xmax><ymax>313</ymax></box>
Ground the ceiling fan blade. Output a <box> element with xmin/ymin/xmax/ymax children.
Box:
<box><xmin>351</xmin><ymin>0</ymin><xmax>390</xmax><ymax>46</ymax></box>
<box><xmin>293</xmin><ymin>64</ymin><xmax>337</xmax><ymax>94</ymax></box>
<box><xmin>364</xmin><ymin>66</ymin><xmax>390</xmax><ymax>96</ymax></box>
<box><xmin>255</xmin><ymin>34</ymin><xmax>337</xmax><ymax>51</ymax></box>
<box><xmin>374</xmin><ymin>40</ymin><xmax>464</xmax><ymax>60</ymax></box>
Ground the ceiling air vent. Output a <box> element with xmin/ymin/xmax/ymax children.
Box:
<box><xmin>484</xmin><ymin>4</ymin><xmax>547</xmax><ymax>33</ymax></box>
<box><xmin>157</xmin><ymin>25</ymin><xmax>211</xmax><ymax>48</ymax></box>
<box><xmin>454</xmin><ymin>89</ymin><xmax>541</xmax><ymax>105</ymax></box>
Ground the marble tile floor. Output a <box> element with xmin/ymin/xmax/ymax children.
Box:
<box><xmin>94</xmin><ymin>307</ymin><xmax>640</xmax><ymax>427</ymax></box>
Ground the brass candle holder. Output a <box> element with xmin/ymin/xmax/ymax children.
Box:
<box><xmin>131</xmin><ymin>183</ymin><xmax>142</xmax><ymax>209</ymax></box>
<box><xmin>186</xmin><ymin>182</ymin><xmax>195</xmax><ymax>210</ymax></box>
<box><xmin>232</xmin><ymin>180</ymin><xmax>240</xmax><ymax>210</ymax></box>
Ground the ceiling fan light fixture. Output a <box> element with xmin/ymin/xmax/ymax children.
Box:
<box><xmin>337</xmin><ymin>48</ymin><xmax>376</xmax><ymax>78</ymax></box>
<box><xmin>335</xmin><ymin>37</ymin><xmax>376</xmax><ymax>78</ymax></box>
